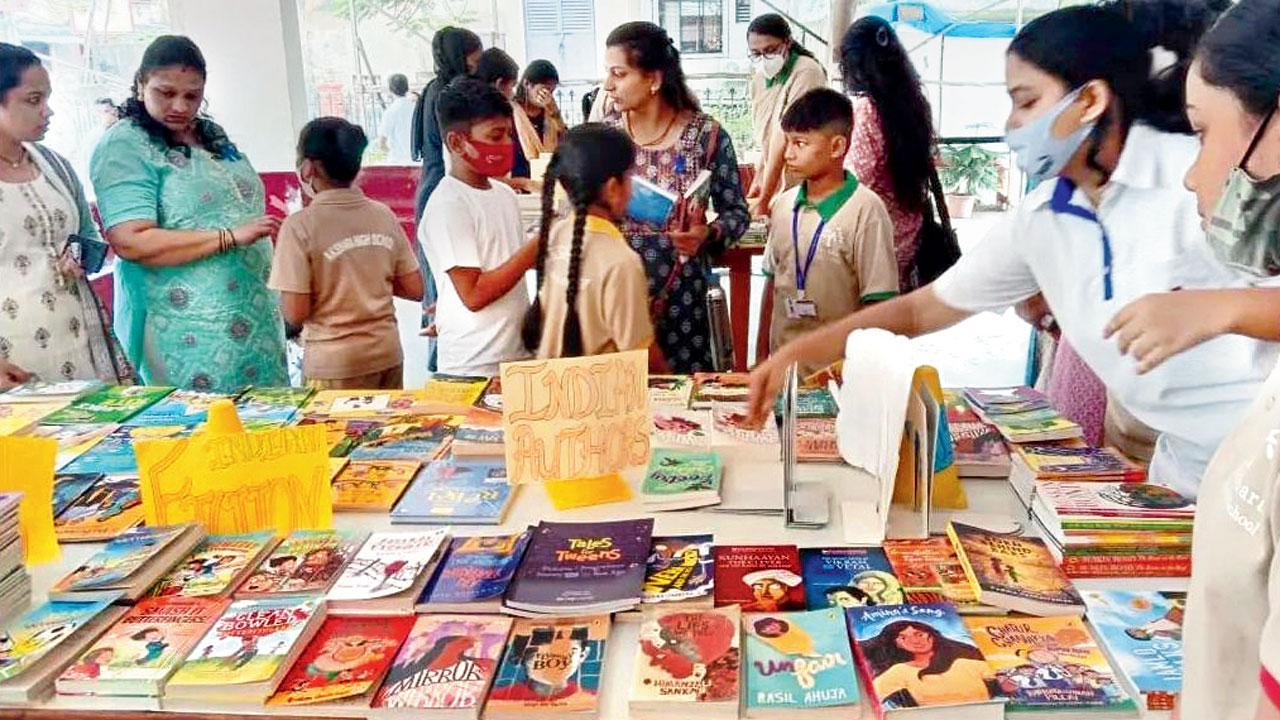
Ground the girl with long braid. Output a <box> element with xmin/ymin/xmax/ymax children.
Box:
<box><xmin>523</xmin><ymin>124</ymin><xmax>661</xmax><ymax>368</ymax></box>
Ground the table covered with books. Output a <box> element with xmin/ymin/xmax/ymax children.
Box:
<box><xmin>0</xmin><ymin>364</ymin><xmax>1191</xmax><ymax>720</ymax></box>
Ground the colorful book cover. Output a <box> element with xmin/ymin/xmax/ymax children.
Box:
<box><xmin>52</xmin><ymin>472</ymin><xmax>102</xmax><ymax>517</ymax></box>
<box><xmin>269</xmin><ymin>615</ymin><xmax>415</xmax><ymax>706</ymax></box>
<box><xmin>27</xmin><ymin>423</ymin><xmax>117</xmax><ymax>471</ymax></box>
<box><xmin>42</xmin><ymin>385</ymin><xmax>174</xmax><ymax>425</ymax></box>
<box><xmin>506</xmin><ymin>519</ymin><xmax>653</xmax><ymax>611</ymax></box>
<box><xmin>632</xmin><ymin>606</ymin><xmax>740</xmax><ymax>705</ymax></box>
<box><xmin>53</xmin><ymin>525</ymin><xmax>187</xmax><ymax>592</ymax></box>
<box><xmin>711</xmin><ymin>405</ymin><xmax>781</xmax><ymax>447</ymax></box>
<box><xmin>964</xmin><ymin>386</ymin><xmax>1051</xmax><ymax>415</ymax></box>
<box><xmin>234</xmin><ymin>386</ymin><xmax>315</xmax><ymax>425</ymax></box>
<box><xmin>796</xmin><ymin>417</ymin><xmax>841</xmax><ymax>462</ymax></box>
<box><xmin>989</xmin><ymin>408</ymin><xmax>1081</xmax><ymax>438</ymax></box>
<box><xmin>713</xmin><ymin>545</ymin><xmax>805</xmax><ymax>612</ymax></box>
<box><xmin>168</xmin><ymin>597</ymin><xmax>323</xmax><ymax>686</ymax></box>
<box><xmin>346</xmin><ymin>414</ymin><xmax>460</xmax><ymax>460</ymax></box>
<box><xmin>238</xmin><ymin>530</ymin><xmax>361</xmax><ymax>596</ymax></box>
<box><xmin>453</xmin><ymin>407</ymin><xmax>503</xmax><ymax>447</ymax></box>
<box><xmin>59</xmin><ymin>596</ymin><xmax>229</xmax><ymax>686</ymax></box>
<box><xmin>149</xmin><ymin>532</ymin><xmax>277</xmax><ymax>598</ymax></box>
<box><xmin>652</xmin><ymin>409</ymin><xmax>713</xmax><ymax>447</ymax></box>
<box><xmin>848</xmin><ymin>603</ymin><xmax>999</xmax><ymax>710</ymax></box>
<box><xmin>486</xmin><ymin>615</ymin><xmax>607</xmax><ymax>713</ymax></box>
<box><xmin>883</xmin><ymin>537</ymin><xmax>980</xmax><ymax>606</ymax></box>
<box><xmin>303</xmin><ymin>390</ymin><xmax>434</xmax><ymax>418</ymax></box>
<box><xmin>295</xmin><ymin>417</ymin><xmax>386</xmax><ymax>458</ymax></box>
<box><xmin>0</xmin><ymin>599</ymin><xmax>113</xmax><ymax>681</ymax></box>
<box><xmin>374</xmin><ymin>614</ymin><xmax>512</xmax><ymax>710</ymax></box>
<box><xmin>691</xmin><ymin>373</ymin><xmax>750</xmax><ymax>407</ymax></box>
<box><xmin>775</xmin><ymin>387</ymin><xmax>838</xmax><ymax>418</ymax></box>
<box><xmin>950</xmin><ymin>421</ymin><xmax>1009</xmax><ymax>467</ymax></box>
<box><xmin>943</xmin><ymin>390</ymin><xmax>983</xmax><ymax>424</ymax></box>
<box><xmin>0</xmin><ymin>378</ymin><xmax>101</xmax><ymax>403</ymax></box>
<box><xmin>54</xmin><ymin>475</ymin><xmax>145</xmax><ymax>542</ymax></box>
<box><xmin>124</xmin><ymin>389</ymin><xmax>240</xmax><ymax>427</ymax></box>
<box><xmin>331</xmin><ymin>459</ymin><xmax>422</xmax><ymax>511</ymax></box>
<box><xmin>1037</xmin><ymin>482</ymin><xmax>1195</xmax><ymax>519</ymax></box>
<box><xmin>947</xmin><ymin>522</ymin><xmax>1083</xmax><ymax>610</ymax></box>
<box><xmin>477</xmin><ymin>376</ymin><xmax>502</xmax><ymax>412</ymax></box>
<box><xmin>1018</xmin><ymin>444</ymin><xmax>1146</xmax><ymax>479</ymax></box>
<box><xmin>648</xmin><ymin>375</ymin><xmax>693</xmax><ymax>407</ymax></box>
<box><xmin>966</xmin><ymin>615</ymin><xmax>1136</xmax><ymax>711</ymax></box>
<box><xmin>0</xmin><ymin>402</ymin><xmax>67</xmax><ymax>436</ymax></box>
<box><xmin>328</xmin><ymin>530</ymin><xmax>448</xmax><ymax>601</ymax></box>
<box><xmin>1083</xmin><ymin>591</ymin><xmax>1184</xmax><ymax>709</ymax></box>
<box><xmin>800</xmin><ymin>547</ymin><xmax>904</xmax><ymax>610</ymax></box>
<box><xmin>743</xmin><ymin>607</ymin><xmax>861</xmax><ymax>712</ymax></box>
<box><xmin>422</xmin><ymin>375</ymin><xmax>489</xmax><ymax>408</ymax></box>
<box><xmin>391</xmin><ymin>458</ymin><xmax>512</xmax><ymax>522</ymax></box>
<box><xmin>422</xmin><ymin>532</ymin><xmax>532</xmax><ymax>606</ymax></box>
<box><xmin>60</xmin><ymin>424</ymin><xmax>188</xmax><ymax>476</ymax></box>
<box><xmin>643</xmin><ymin>535</ymin><xmax>714</xmax><ymax>603</ymax></box>
<box><xmin>642</xmin><ymin>449</ymin><xmax>721</xmax><ymax>498</ymax></box>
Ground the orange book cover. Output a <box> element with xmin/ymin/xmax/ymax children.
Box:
<box><xmin>331</xmin><ymin>459</ymin><xmax>422</xmax><ymax>512</ymax></box>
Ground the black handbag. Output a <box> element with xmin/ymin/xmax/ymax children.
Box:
<box><xmin>911</xmin><ymin>168</ymin><xmax>963</xmax><ymax>287</ymax></box>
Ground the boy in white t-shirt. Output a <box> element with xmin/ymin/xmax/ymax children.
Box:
<box><xmin>421</xmin><ymin>77</ymin><xmax>538</xmax><ymax>377</ymax></box>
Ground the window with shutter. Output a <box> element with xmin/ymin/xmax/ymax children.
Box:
<box><xmin>735</xmin><ymin>0</ymin><xmax>752</xmax><ymax>24</ymax></box>
<box><xmin>658</xmin><ymin>0</ymin><xmax>726</xmax><ymax>55</ymax></box>
<box><xmin>523</xmin><ymin>0</ymin><xmax>596</xmax><ymax>80</ymax></box>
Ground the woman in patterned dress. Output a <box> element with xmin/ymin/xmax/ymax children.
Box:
<box><xmin>601</xmin><ymin>22</ymin><xmax>750</xmax><ymax>373</ymax></box>
<box><xmin>91</xmin><ymin>36</ymin><xmax>287</xmax><ymax>392</ymax></box>
<box><xmin>0</xmin><ymin>44</ymin><xmax>102</xmax><ymax>388</ymax></box>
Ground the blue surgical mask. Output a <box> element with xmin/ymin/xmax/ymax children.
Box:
<box><xmin>1005</xmin><ymin>87</ymin><xmax>1096</xmax><ymax>186</ymax></box>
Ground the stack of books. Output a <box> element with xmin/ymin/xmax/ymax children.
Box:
<box><xmin>964</xmin><ymin>386</ymin><xmax>1083</xmax><ymax>443</ymax></box>
<box><xmin>417</xmin><ymin>531</ymin><xmax>532</xmax><ymax>613</ymax></box>
<box><xmin>630</xmin><ymin>605</ymin><xmax>739</xmax><ymax>719</ymax></box>
<box><xmin>0</xmin><ymin>493</ymin><xmax>29</xmax><ymax>623</ymax></box>
<box><xmin>1031</xmin><ymin>481</ymin><xmax>1194</xmax><ymax>578</ymax></box>
<box><xmin>325</xmin><ymin>529</ymin><xmax>450</xmax><ymax>615</ymax></box>
<box><xmin>641</xmin><ymin>449</ymin><xmax>722</xmax><ymax>510</ymax></box>
<box><xmin>390</xmin><ymin>457</ymin><xmax>516</xmax><ymax>525</ymax></box>
<box><xmin>504</xmin><ymin>519</ymin><xmax>653</xmax><ymax>616</ymax></box>
<box><xmin>1009</xmin><ymin>441</ymin><xmax>1147</xmax><ymax>509</ymax></box>
<box><xmin>944</xmin><ymin>390</ymin><xmax>1010</xmax><ymax>478</ymax></box>
<box><xmin>49</xmin><ymin>524</ymin><xmax>206</xmax><ymax>603</ymax></box>
<box><xmin>0</xmin><ymin>599</ymin><xmax>126</xmax><ymax>705</ymax></box>
<box><xmin>947</xmin><ymin>521</ymin><xmax>1086</xmax><ymax>617</ymax></box>
<box><xmin>743</xmin><ymin>607</ymin><xmax>862</xmax><ymax>718</ymax></box>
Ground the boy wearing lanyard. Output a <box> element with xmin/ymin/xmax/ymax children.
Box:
<box><xmin>757</xmin><ymin>88</ymin><xmax>899</xmax><ymax>376</ymax></box>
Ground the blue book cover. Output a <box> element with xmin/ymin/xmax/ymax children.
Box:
<box><xmin>233</xmin><ymin>386</ymin><xmax>315</xmax><ymax>425</ymax></box>
<box><xmin>743</xmin><ymin>607</ymin><xmax>862</xmax><ymax>712</ymax></box>
<box><xmin>52</xmin><ymin>473</ymin><xmax>102</xmax><ymax>517</ymax></box>
<box><xmin>0</xmin><ymin>599</ymin><xmax>114</xmax><ymax>681</ymax></box>
<box><xmin>800</xmin><ymin>547</ymin><xmax>906</xmax><ymax>610</ymax></box>
<box><xmin>390</xmin><ymin>458</ymin><xmax>512</xmax><ymax>522</ymax></box>
<box><xmin>1083</xmin><ymin>591</ymin><xmax>1183</xmax><ymax>702</ymax></box>
<box><xmin>124</xmin><ymin>389</ymin><xmax>240</xmax><ymax>427</ymax></box>
<box><xmin>60</xmin><ymin>425</ymin><xmax>188</xmax><ymax>476</ymax></box>
<box><xmin>421</xmin><ymin>531</ymin><xmax>532</xmax><ymax>605</ymax></box>
<box><xmin>54</xmin><ymin>525</ymin><xmax>188</xmax><ymax>591</ymax></box>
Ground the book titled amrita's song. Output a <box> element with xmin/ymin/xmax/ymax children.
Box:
<box><xmin>499</xmin><ymin>351</ymin><xmax>650</xmax><ymax>485</ymax></box>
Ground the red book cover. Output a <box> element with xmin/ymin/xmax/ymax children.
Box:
<box><xmin>711</xmin><ymin>545</ymin><xmax>804</xmax><ymax>612</ymax></box>
<box><xmin>268</xmin><ymin>615</ymin><xmax>415</xmax><ymax>706</ymax></box>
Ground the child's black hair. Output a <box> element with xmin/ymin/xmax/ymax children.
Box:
<box><xmin>522</xmin><ymin>123</ymin><xmax>637</xmax><ymax>356</ymax></box>
<box><xmin>475</xmin><ymin>47</ymin><xmax>519</xmax><ymax>88</ymax></box>
<box><xmin>780</xmin><ymin>88</ymin><xmax>854</xmax><ymax>140</ymax></box>
<box><xmin>1196</xmin><ymin>0</ymin><xmax>1280</xmax><ymax>117</ymax></box>
<box><xmin>387</xmin><ymin>73</ymin><xmax>409</xmax><ymax>97</ymax></box>
<box><xmin>435</xmin><ymin>76</ymin><xmax>514</xmax><ymax>137</ymax></box>
<box><xmin>515</xmin><ymin>59</ymin><xmax>560</xmax><ymax>106</ymax></box>
<box><xmin>297</xmin><ymin>117</ymin><xmax>367</xmax><ymax>186</ymax></box>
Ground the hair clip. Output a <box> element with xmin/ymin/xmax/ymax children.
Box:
<box><xmin>876</xmin><ymin>26</ymin><xmax>890</xmax><ymax>47</ymax></box>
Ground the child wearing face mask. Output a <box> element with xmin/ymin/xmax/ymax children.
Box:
<box><xmin>267</xmin><ymin>117</ymin><xmax>423</xmax><ymax>389</ymax></box>
<box><xmin>522</xmin><ymin>123</ymin><xmax>660</xmax><ymax>368</ymax></box>
<box><xmin>422</xmin><ymin>77</ymin><xmax>539</xmax><ymax>377</ymax></box>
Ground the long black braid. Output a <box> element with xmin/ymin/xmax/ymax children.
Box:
<box><xmin>521</xmin><ymin>154</ymin><xmax>561</xmax><ymax>353</ymax></box>
<box><xmin>562</xmin><ymin>196</ymin><xmax>590</xmax><ymax>356</ymax></box>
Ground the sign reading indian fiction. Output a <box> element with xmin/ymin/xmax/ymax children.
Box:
<box><xmin>500</xmin><ymin>350</ymin><xmax>651</xmax><ymax>484</ymax></box>
<box><xmin>135</xmin><ymin>423</ymin><xmax>333</xmax><ymax>535</ymax></box>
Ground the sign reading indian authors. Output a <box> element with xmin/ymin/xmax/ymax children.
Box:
<box><xmin>500</xmin><ymin>350</ymin><xmax>651</xmax><ymax>484</ymax></box>
<box><xmin>135</xmin><ymin>424</ymin><xmax>333</xmax><ymax>535</ymax></box>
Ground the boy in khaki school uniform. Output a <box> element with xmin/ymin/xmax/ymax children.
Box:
<box><xmin>757</xmin><ymin>88</ymin><xmax>899</xmax><ymax>376</ymax></box>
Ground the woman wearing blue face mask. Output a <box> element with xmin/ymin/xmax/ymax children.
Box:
<box><xmin>748</xmin><ymin>0</ymin><xmax>1269</xmax><ymax>497</ymax></box>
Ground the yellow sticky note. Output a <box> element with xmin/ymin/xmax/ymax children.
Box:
<box><xmin>544</xmin><ymin>473</ymin><xmax>633</xmax><ymax>510</ymax></box>
<box><xmin>501</xmin><ymin>350</ymin><xmax>651</xmax><ymax>485</ymax></box>
<box><xmin>136</xmin><ymin>423</ymin><xmax>332</xmax><ymax>535</ymax></box>
<box><xmin>0</xmin><ymin>436</ymin><xmax>60</xmax><ymax>564</ymax></box>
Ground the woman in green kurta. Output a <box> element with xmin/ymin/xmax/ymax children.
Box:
<box><xmin>91</xmin><ymin>35</ymin><xmax>286</xmax><ymax>392</ymax></box>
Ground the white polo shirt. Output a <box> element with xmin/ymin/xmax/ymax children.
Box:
<box><xmin>932</xmin><ymin>124</ymin><xmax>1277</xmax><ymax>496</ymax></box>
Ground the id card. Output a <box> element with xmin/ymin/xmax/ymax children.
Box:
<box><xmin>786</xmin><ymin>297</ymin><xmax>818</xmax><ymax>319</ymax></box>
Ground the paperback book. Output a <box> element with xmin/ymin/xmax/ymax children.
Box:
<box><xmin>742</xmin><ymin>607</ymin><xmax>862</xmax><ymax>717</ymax></box>
<box><xmin>234</xmin><ymin>386</ymin><xmax>315</xmax><ymax>425</ymax></box>
<box><xmin>0</xmin><ymin>599</ymin><xmax>115</xmax><ymax>683</ymax></box>
<box><xmin>123</xmin><ymin>389</ymin><xmax>239</xmax><ymax>427</ymax></box>
<box><xmin>418</xmin><ymin>532</ymin><xmax>532</xmax><ymax>613</ymax></box>
<box><xmin>949</xmin><ymin>421</ymin><xmax>1011</xmax><ymax>478</ymax></box>
<box><xmin>1082</xmin><ymin>590</ymin><xmax>1184</xmax><ymax>712</ymax></box>
<box><xmin>41</xmin><ymin>385</ymin><xmax>174</xmax><ymax>426</ymax></box>
<box><xmin>505</xmin><ymin>519</ymin><xmax>654</xmax><ymax>615</ymax></box>
<box><xmin>963</xmin><ymin>386</ymin><xmax>1051</xmax><ymax>415</ymax></box>
<box><xmin>0</xmin><ymin>402</ymin><xmax>66</xmax><ymax>436</ymax></box>
<box><xmin>947</xmin><ymin>522</ymin><xmax>1085</xmax><ymax>617</ymax></box>
<box><xmin>651</xmin><ymin>409</ymin><xmax>714</xmax><ymax>449</ymax></box>
<box><xmin>477</xmin><ymin>376</ymin><xmax>503</xmax><ymax>413</ymax></box>
<box><xmin>713</xmin><ymin>545</ymin><xmax>805</xmax><ymax>612</ymax></box>
<box><xmin>710</xmin><ymin>405</ymin><xmax>781</xmax><ymax>452</ymax></box>
<box><xmin>451</xmin><ymin>408</ymin><xmax>504</xmax><ymax>456</ymax></box>
<box><xmin>331</xmin><ymin>459</ymin><xmax>423</xmax><ymax>512</ymax></box>
<box><xmin>800</xmin><ymin>547</ymin><xmax>905</xmax><ymax>610</ymax></box>
<box><xmin>390</xmin><ymin>458</ymin><xmax>514</xmax><ymax>525</ymax></box>
<box><xmin>237</xmin><ymin>529</ymin><xmax>364</xmax><ymax>598</ymax></box>
<box><xmin>372</xmin><ymin>614</ymin><xmax>512</xmax><ymax>718</ymax></box>
<box><xmin>347</xmin><ymin>414</ymin><xmax>460</xmax><ymax>461</ymax></box>
<box><xmin>268</xmin><ymin>614</ymin><xmax>415</xmax><ymax>707</ymax></box>
<box><xmin>51</xmin><ymin>472</ymin><xmax>103</xmax><ymax>517</ymax></box>
<box><xmin>422</xmin><ymin>375</ymin><xmax>490</xmax><ymax>409</ymax></box>
<box><xmin>648</xmin><ymin>375</ymin><xmax>694</xmax><ymax>408</ymax></box>
<box><xmin>642</xmin><ymin>535</ymin><xmax>715</xmax><ymax>605</ymax></box>
<box><xmin>60</xmin><ymin>424</ymin><xmax>187</xmax><ymax>477</ymax></box>
<box><xmin>630</xmin><ymin>606</ymin><xmax>740</xmax><ymax>718</ymax></box>
<box><xmin>796</xmin><ymin>417</ymin><xmax>841</xmax><ymax>463</ymax></box>
<box><xmin>485</xmin><ymin>615</ymin><xmax>609</xmax><ymax>719</ymax></box>
<box><xmin>984</xmin><ymin>408</ymin><xmax>1083</xmax><ymax>444</ymax></box>
<box><xmin>641</xmin><ymin>449</ymin><xmax>722</xmax><ymax>510</ymax></box>
<box><xmin>327</xmin><ymin>530</ymin><xmax>450</xmax><ymax>615</ymax></box>
<box><xmin>148</xmin><ymin>531</ymin><xmax>278</xmax><ymax>599</ymax></box>
<box><xmin>303</xmin><ymin>390</ymin><xmax>434</xmax><ymax>418</ymax></box>
<box><xmin>691</xmin><ymin>373</ymin><xmax>751</xmax><ymax>409</ymax></box>
<box><xmin>23</xmin><ymin>423</ymin><xmax>115</xmax><ymax>471</ymax></box>
<box><xmin>0</xmin><ymin>379</ymin><xmax>101</xmax><ymax>403</ymax></box>
<box><xmin>50</xmin><ymin>524</ymin><xmax>204</xmax><ymax>603</ymax></box>
<box><xmin>54</xmin><ymin>475</ymin><xmax>145</xmax><ymax>542</ymax></box>
<box><xmin>776</xmin><ymin>386</ymin><xmax>839</xmax><ymax>418</ymax></box>
<box><xmin>1016</xmin><ymin>444</ymin><xmax>1146</xmax><ymax>481</ymax></box>
<box><xmin>882</xmin><ymin>537</ymin><xmax>1001</xmax><ymax>613</ymax></box>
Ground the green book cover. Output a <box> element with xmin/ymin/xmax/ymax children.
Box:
<box><xmin>42</xmin><ymin>386</ymin><xmax>175</xmax><ymax>426</ymax></box>
<box><xmin>643</xmin><ymin>449</ymin><xmax>722</xmax><ymax>497</ymax></box>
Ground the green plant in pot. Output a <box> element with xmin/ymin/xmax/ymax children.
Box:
<box><xmin>939</xmin><ymin>144</ymin><xmax>1001</xmax><ymax>219</ymax></box>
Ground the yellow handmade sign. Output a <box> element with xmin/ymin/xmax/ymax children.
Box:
<box><xmin>0</xmin><ymin>435</ymin><xmax>60</xmax><ymax>564</ymax></box>
<box><xmin>135</xmin><ymin>406</ymin><xmax>332</xmax><ymax>535</ymax></box>
<box><xmin>501</xmin><ymin>350</ymin><xmax>651</xmax><ymax>484</ymax></box>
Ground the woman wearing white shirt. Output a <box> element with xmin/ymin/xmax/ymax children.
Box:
<box><xmin>747</xmin><ymin>1</ymin><xmax>1263</xmax><ymax>496</ymax></box>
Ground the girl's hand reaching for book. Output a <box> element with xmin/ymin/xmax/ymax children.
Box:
<box><xmin>1104</xmin><ymin>290</ymin><xmax>1229</xmax><ymax>374</ymax></box>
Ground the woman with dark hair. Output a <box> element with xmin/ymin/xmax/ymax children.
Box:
<box><xmin>476</xmin><ymin>48</ymin><xmax>520</xmax><ymax>100</ymax></box>
<box><xmin>749</xmin><ymin>1</ymin><xmax>1263</xmax><ymax>497</ymax></box>
<box><xmin>839</xmin><ymin>17</ymin><xmax>936</xmax><ymax>286</ymax></box>
<box><xmin>862</xmin><ymin>620</ymin><xmax>992</xmax><ymax>705</ymax></box>
<box><xmin>745</xmin><ymin>13</ymin><xmax>827</xmax><ymax>217</ymax></box>
<box><xmin>601</xmin><ymin>21</ymin><xmax>749</xmax><ymax>373</ymax></box>
<box><xmin>512</xmin><ymin>59</ymin><xmax>566</xmax><ymax>181</ymax></box>
<box><xmin>0</xmin><ymin>44</ymin><xmax>125</xmax><ymax>388</ymax></box>
<box><xmin>90</xmin><ymin>35</ymin><xmax>285</xmax><ymax>391</ymax></box>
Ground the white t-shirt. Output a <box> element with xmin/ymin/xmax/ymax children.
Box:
<box><xmin>932</xmin><ymin>124</ymin><xmax>1277</xmax><ymax>496</ymax></box>
<box><xmin>378</xmin><ymin>95</ymin><xmax>416</xmax><ymax>165</ymax></box>
<box><xmin>421</xmin><ymin>175</ymin><xmax>531</xmax><ymax>376</ymax></box>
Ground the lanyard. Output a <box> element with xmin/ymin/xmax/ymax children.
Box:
<box><xmin>1050</xmin><ymin>178</ymin><xmax>1113</xmax><ymax>300</ymax></box>
<box><xmin>791</xmin><ymin>207</ymin><xmax>826</xmax><ymax>297</ymax></box>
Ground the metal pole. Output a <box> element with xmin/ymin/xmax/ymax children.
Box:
<box><xmin>350</xmin><ymin>0</ymin><xmax>362</xmax><ymax>127</ymax></box>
